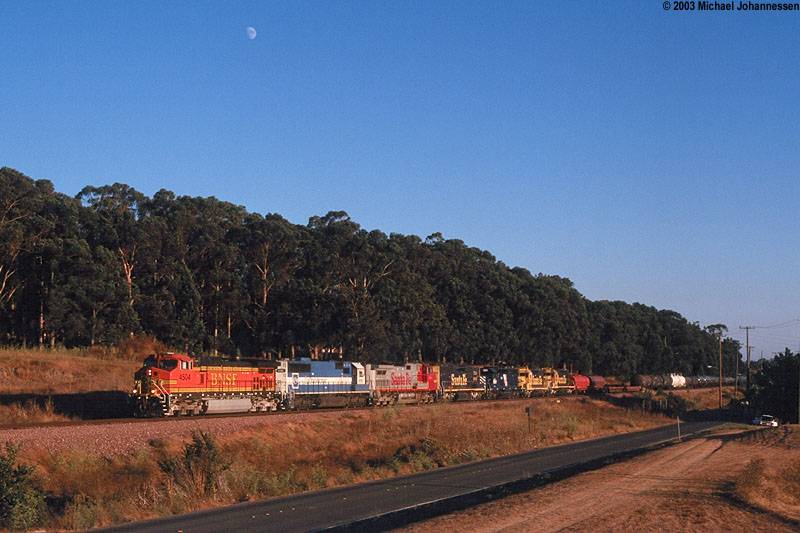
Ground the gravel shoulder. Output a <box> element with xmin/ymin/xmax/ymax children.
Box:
<box><xmin>0</xmin><ymin>411</ymin><xmax>343</xmax><ymax>456</ymax></box>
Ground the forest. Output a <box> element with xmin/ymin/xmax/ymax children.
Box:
<box><xmin>0</xmin><ymin>167</ymin><xmax>742</xmax><ymax>378</ymax></box>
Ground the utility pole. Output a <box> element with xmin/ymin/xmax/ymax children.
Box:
<box><xmin>734</xmin><ymin>347</ymin><xmax>739</xmax><ymax>400</ymax></box>
<box><xmin>740</xmin><ymin>326</ymin><xmax>755</xmax><ymax>403</ymax></box>
<box><xmin>718</xmin><ymin>332</ymin><xmax>723</xmax><ymax>409</ymax></box>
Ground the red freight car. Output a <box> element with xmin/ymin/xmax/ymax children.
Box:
<box><xmin>588</xmin><ymin>375</ymin><xmax>607</xmax><ymax>393</ymax></box>
<box><xmin>570</xmin><ymin>373</ymin><xmax>590</xmax><ymax>393</ymax></box>
<box><xmin>132</xmin><ymin>352</ymin><xmax>281</xmax><ymax>416</ymax></box>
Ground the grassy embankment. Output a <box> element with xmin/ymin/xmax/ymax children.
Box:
<box><xmin>7</xmin><ymin>396</ymin><xmax>673</xmax><ymax>530</ymax></box>
<box><xmin>0</xmin><ymin>341</ymin><xmax>157</xmax><ymax>423</ymax></box>
<box><xmin>731</xmin><ymin>426</ymin><xmax>800</xmax><ymax>524</ymax></box>
<box><xmin>0</xmin><ymin>345</ymin><xmax>747</xmax><ymax>530</ymax></box>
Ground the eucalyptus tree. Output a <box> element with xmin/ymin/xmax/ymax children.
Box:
<box><xmin>77</xmin><ymin>183</ymin><xmax>147</xmax><ymax>336</ymax></box>
<box><xmin>511</xmin><ymin>269</ymin><xmax>588</xmax><ymax>370</ymax></box>
<box><xmin>375</xmin><ymin>233</ymin><xmax>448</xmax><ymax>363</ymax></box>
<box><xmin>0</xmin><ymin>168</ymin><xmax>63</xmax><ymax>344</ymax></box>
<box><xmin>141</xmin><ymin>191</ymin><xmax>247</xmax><ymax>354</ymax></box>
<box><xmin>233</xmin><ymin>212</ymin><xmax>304</xmax><ymax>358</ymax></box>
<box><xmin>751</xmin><ymin>349</ymin><xmax>799</xmax><ymax>423</ymax></box>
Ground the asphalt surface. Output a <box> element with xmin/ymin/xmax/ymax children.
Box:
<box><xmin>97</xmin><ymin>420</ymin><xmax>724</xmax><ymax>533</ymax></box>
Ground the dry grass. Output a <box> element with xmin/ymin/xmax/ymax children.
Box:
<box><xmin>0</xmin><ymin>338</ymin><xmax>163</xmax><ymax>396</ymax></box>
<box><xmin>15</xmin><ymin>397</ymin><xmax>673</xmax><ymax>530</ymax></box>
<box><xmin>665</xmin><ymin>386</ymin><xmax>740</xmax><ymax>410</ymax></box>
<box><xmin>0</xmin><ymin>341</ymin><xmax>165</xmax><ymax>424</ymax></box>
<box><xmin>731</xmin><ymin>426</ymin><xmax>800</xmax><ymax>522</ymax></box>
<box><xmin>0</xmin><ymin>349</ymin><xmax>138</xmax><ymax>396</ymax></box>
<box><xmin>0</xmin><ymin>398</ymin><xmax>73</xmax><ymax>423</ymax></box>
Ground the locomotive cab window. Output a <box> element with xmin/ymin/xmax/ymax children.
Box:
<box><xmin>159</xmin><ymin>359</ymin><xmax>178</xmax><ymax>371</ymax></box>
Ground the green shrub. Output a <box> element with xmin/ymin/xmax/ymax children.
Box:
<box><xmin>159</xmin><ymin>431</ymin><xmax>231</xmax><ymax>498</ymax></box>
<box><xmin>0</xmin><ymin>443</ymin><xmax>46</xmax><ymax>531</ymax></box>
<box><xmin>418</xmin><ymin>437</ymin><xmax>449</xmax><ymax>467</ymax></box>
<box><xmin>311</xmin><ymin>463</ymin><xmax>328</xmax><ymax>488</ymax></box>
<box><xmin>69</xmin><ymin>494</ymin><xmax>97</xmax><ymax>531</ymax></box>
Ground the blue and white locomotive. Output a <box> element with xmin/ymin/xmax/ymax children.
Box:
<box><xmin>276</xmin><ymin>358</ymin><xmax>370</xmax><ymax>409</ymax></box>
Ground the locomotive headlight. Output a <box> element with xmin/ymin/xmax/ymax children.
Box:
<box><xmin>150</xmin><ymin>389</ymin><xmax>156</xmax><ymax>394</ymax></box>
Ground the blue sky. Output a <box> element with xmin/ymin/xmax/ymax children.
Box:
<box><xmin>2</xmin><ymin>1</ymin><xmax>799</xmax><ymax>358</ymax></box>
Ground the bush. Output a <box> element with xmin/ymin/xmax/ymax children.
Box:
<box><xmin>390</xmin><ymin>437</ymin><xmax>450</xmax><ymax>472</ymax></box>
<box><xmin>0</xmin><ymin>443</ymin><xmax>46</xmax><ymax>531</ymax></box>
<box><xmin>734</xmin><ymin>457</ymin><xmax>766</xmax><ymax>501</ymax></box>
<box><xmin>159</xmin><ymin>431</ymin><xmax>230</xmax><ymax>499</ymax></box>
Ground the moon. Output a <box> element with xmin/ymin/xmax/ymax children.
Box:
<box><xmin>246</xmin><ymin>27</ymin><xmax>257</xmax><ymax>40</ymax></box>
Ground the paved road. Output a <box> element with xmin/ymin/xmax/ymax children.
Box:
<box><xmin>98</xmin><ymin>420</ymin><xmax>724</xmax><ymax>532</ymax></box>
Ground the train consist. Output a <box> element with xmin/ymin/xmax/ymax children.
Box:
<box><xmin>131</xmin><ymin>352</ymin><xmax>725</xmax><ymax>417</ymax></box>
<box><xmin>132</xmin><ymin>353</ymin><xmax>578</xmax><ymax>416</ymax></box>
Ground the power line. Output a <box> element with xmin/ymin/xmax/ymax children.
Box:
<box><xmin>740</xmin><ymin>325</ymin><xmax>755</xmax><ymax>399</ymax></box>
<box><xmin>751</xmin><ymin>318</ymin><xmax>800</xmax><ymax>329</ymax></box>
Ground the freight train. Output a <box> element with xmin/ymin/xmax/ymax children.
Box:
<box><xmin>131</xmin><ymin>352</ymin><xmax>725</xmax><ymax>417</ymax></box>
<box><xmin>131</xmin><ymin>353</ymin><xmax>580</xmax><ymax>417</ymax></box>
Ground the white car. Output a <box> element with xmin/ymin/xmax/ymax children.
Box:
<box><xmin>752</xmin><ymin>414</ymin><xmax>778</xmax><ymax>427</ymax></box>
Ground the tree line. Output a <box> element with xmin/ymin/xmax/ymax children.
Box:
<box><xmin>0</xmin><ymin>167</ymin><xmax>742</xmax><ymax>378</ymax></box>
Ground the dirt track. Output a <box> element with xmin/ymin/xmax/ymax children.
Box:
<box><xmin>397</xmin><ymin>427</ymin><xmax>800</xmax><ymax>533</ymax></box>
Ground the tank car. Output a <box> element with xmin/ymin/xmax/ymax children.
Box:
<box><xmin>279</xmin><ymin>358</ymin><xmax>369</xmax><ymax>409</ymax></box>
<box><xmin>132</xmin><ymin>352</ymin><xmax>280</xmax><ymax>417</ymax></box>
<box><xmin>665</xmin><ymin>373</ymin><xmax>687</xmax><ymax>389</ymax></box>
<box><xmin>365</xmin><ymin>363</ymin><xmax>439</xmax><ymax>406</ymax></box>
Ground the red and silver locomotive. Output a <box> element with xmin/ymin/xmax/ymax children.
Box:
<box><xmin>365</xmin><ymin>363</ymin><xmax>439</xmax><ymax>406</ymax></box>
